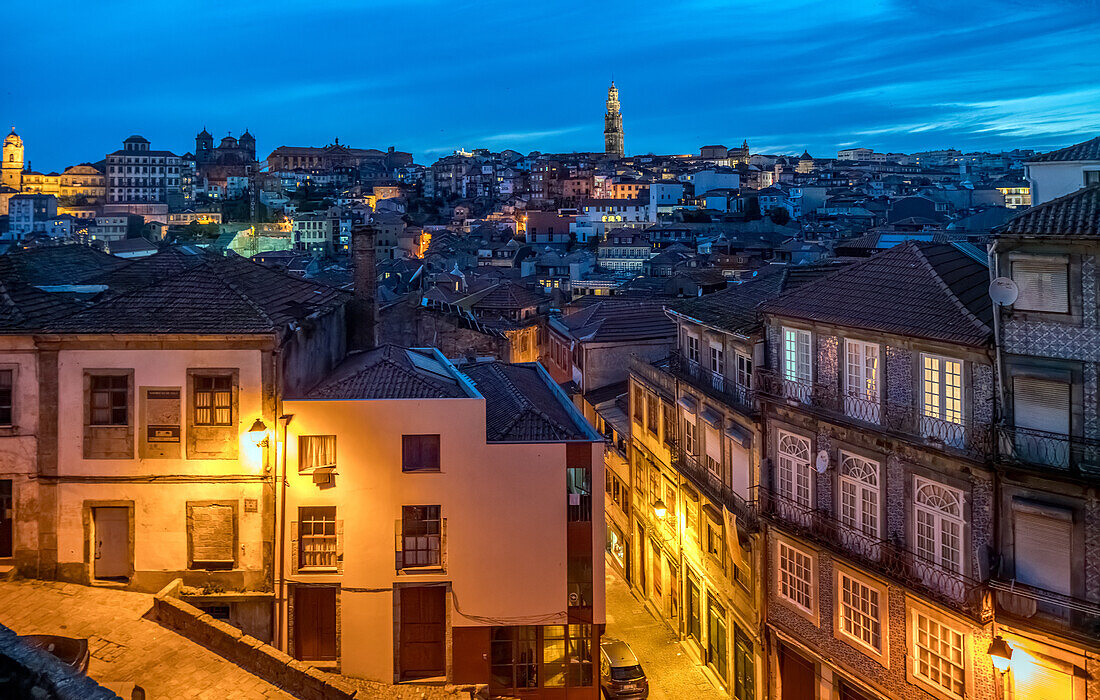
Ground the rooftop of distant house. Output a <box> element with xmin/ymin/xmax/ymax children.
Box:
<box><xmin>995</xmin><ymin>185</ymin><xmax>1100</xmax><ymax>237</ymax></box>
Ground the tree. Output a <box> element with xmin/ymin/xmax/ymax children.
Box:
<box><xmin>743</xmin><ymin>197</ymin><xmax>762</xmax><ymax>221</ymax></box>
<box><xmin>768</xmin><ymin>206</ymin><xmax>791</xmax><ymax>226</ymax></box>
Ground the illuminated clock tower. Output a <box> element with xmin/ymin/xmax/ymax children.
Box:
<box><xmin>604</xmin><ymin>82</ymin><xmax>624</xmax><ymax>159</ymax></box>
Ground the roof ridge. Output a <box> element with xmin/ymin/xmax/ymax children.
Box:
<box><xmin>909</xmin><ymin>243</ymin><xmax>991</xmax><ymax>336</ymax></box>
<box><xmin>199</xmin><ymin>259</ymin><xmax>276</xmax><ymax>327</ymax></box>
<box><xmin>482</xmin><ymin>362</ymin><xmax>575</xmax><ymax>438</ymax></box>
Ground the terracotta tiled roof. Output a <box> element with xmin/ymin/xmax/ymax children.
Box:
<box><xmin>461</xmin><ymin>361</ymin><xmax>589</xmax><ymax>442</ymax></box>
<box><xmin>996</xmin><ymin>185</ymin><xmax>1100</xmax><ymax>237</ymax></box>
<box><xmin>1027</xmin><ymin>136</ymin><xmax>1100</xmax><ymax>163</ymax></box>
<box><xmin>305</xmin><ymin>345</ymin><xmax>468</xmax><ymax>400</ymax></box>
<box><xmin>556</xmin><ymin>299</ymin><xmax>676</xmax><ymax>343</ymax></box>
<box><xmin>761</xmin><ymin>242</ymin><xmax>993</xmax><ymax>347</ymax></box>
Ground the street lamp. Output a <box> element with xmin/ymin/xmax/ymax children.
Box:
<box><xmin>248</xmin><ymin>418</ymin><xmax>269</xmax><ymax>448</ymax></box>
<box><xmin>652</xmin><ymin>498</ymin><xmax>667</xmax><ymax>520</ymax></box>
<box><xmin>988</xmin><ymin>636</ymin><xmax>1012</xmax><ymax>674</ymax></box>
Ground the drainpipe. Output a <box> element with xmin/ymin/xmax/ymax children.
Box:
<box><xmin>988</xmin><ymin>238</ymin><xmax>1006</xmax><ymax>417</ymax></box>
<box><xmin>275</xmin><ymin>412</ymin><xmax>293</xmax><ymax>650</ymax></box>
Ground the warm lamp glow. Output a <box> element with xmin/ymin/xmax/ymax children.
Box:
<box><xmin>652</xmin><ymin>498</ymin><xmax>667</xmax><ymax>519</ymax></box>
<box><xmin>248</xmin><ymin>418</ymin><xmax>269</xmax><ymax>447</ymax></box>
<box><xmin>988</xmin><ymin>636</ymin><xmax>1012</xmax><ymax>673</ymax></box>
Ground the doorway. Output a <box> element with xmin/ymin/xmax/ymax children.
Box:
<box><xmin>399</xmin><ymin>586</ymin><xmax>446</xmax><ymax>681</ymax></box>
<box><xmin>780</xmin><ymin>644</ymin><xmax>815</xmax><ymax>700</ymax></box>
<box><xmin>92</xmin><ymin>506</ymin><xmax>129</xmax><ymax>580</ymax></box>
<box><xmin>293</xmin><ymin>586</ymin><xmax>337</xmax><ymax>661</ymax></box>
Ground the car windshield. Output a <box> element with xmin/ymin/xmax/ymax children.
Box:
<box><xmin>611</xmin><ymin>664</ymin><xmax>644</xmax><ymax>681</ymax></box>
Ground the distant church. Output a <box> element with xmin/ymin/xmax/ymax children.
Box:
<box><xmin>193</xmin><ymin>128</ymin><xmax>258</xmax><ymax>193</ymax></box>
<box><xmin>604</xmin><ymin>82</ymin><xmax>624</xmax><ymax>159</ymax></box>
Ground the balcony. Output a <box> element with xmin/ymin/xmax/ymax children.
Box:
<box><xmin>755</xmin><ymin>369</ymin><xmax>993</xmax><ymax>461</ymax></box>
<box><xmin>669</xmin><ymin>440</ymin><xmax>758</xmax><ymax>531</ymax></box>
<box><xmin>989</xmin><ymin>578</ymin><xmax>1100</xmax><ymax>642</ymax></box>
<box><xmin>760</xmin><ymin>486</ymin><xmax>988</xmax><ymax>621</ymax></box>
<box><xmin>994</xmin><ymin>424</ymin><xmax>1100</xmax><ymax>478</ymax></box>
<box><xmin>629</xmin><ymin>355</ymin><xmax>675</xmax><ymax>397</ymax></box>
<box><xmin>669</xmin><ymin>351</ymin><xmax>755</xmax><ymax>415</ymax></box>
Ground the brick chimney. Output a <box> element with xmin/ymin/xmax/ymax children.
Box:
<box><xmin>348</xmin><ymin>223</ymin><xmax>377</xmax><ymax>351</ymax></box>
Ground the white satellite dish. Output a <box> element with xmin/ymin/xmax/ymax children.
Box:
<box><xmin>815</xmin><ymin>449</ymin><xmax>829</xmax><ymax>473</ymax></box>
<box><xmin>989</xmin><ymin>277</ymin><xmax>1019</xmax><ymax>306</ymax></box>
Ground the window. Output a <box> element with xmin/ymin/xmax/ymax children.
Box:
<box><xmin>541</xmin><ymin>624</ymin><xmax>592</xmax><ymax>688</ymax></box>
<box><xmin>567</xmin><ymin>467</ymin><xmax>591</xmax><ymax>522</ymax></box>
<box><xmin>1012</xmin><ymin>376</ymin><xmax>1070</xmax><ymax>467</ymax></box>
<box><xmin>778</xmin><ymin>540</ymin><xmax>813</xmax><ymax>613</ymax></box>
<box><xmin>844</xmin><ymin>340</ymin><xmax>880</xmax><ymax>422</ymax></box>
<box><xmin>187</xmin><ymin>501</ymin><xmax>236</xmax><ymax>570</ymax></box>
<box><xmin>710</xmin><ymin>343</ymin><xmax>725</xmax><ymax>374</ymax></box>
<box><xmin>838</xmin><ymin>571</ymin><xmax>882</xmax><ymax>653</ymax></box>
<box><xmin>491</xmin><ymin>626</ymin><xmax>538</xmax><ymax>689</ymax></box>
<box><xmin>683</xmin><ymin>415</ymin><xmax>697</xmax><ymax>455</ymax></box>
<box><xmin>90</xmin><ymin>374</ymin><xmax>129</xmax><ymax>425</ymax></box>
<box><xmin>662</xmin><ymin>402</ymin><xmax>674</xmax><ymax>445</ymax></box>
<box><xmin>0</xmin><ymin>370</ymin><xmax>11</xmax><ymax>426</ymax></box>
<box><xmin>914</xmin><ymin>478</ymin><xmax>963</xmax><ymax>575</ymax></box>
<box><xmin>400</xmin><ymin>505</ymin><xmax>442</xmax><ymax>568</ymax></box>
<box><xmin>705</xmin><ymin>515</ymin><xmax>724</xmax><ymax>561</ymax></box>
<box><xmin>777</xmin><ymin>432</ymin><xmax>812</xmax><ymax>508</ymax></box>
<box><xmin>911</xmin><ymin>609</ymin><xmax>965</xmax><ymax>699</ymax></box>
<box><xmin>839</xmin><ymin>453</ymin><xmax>879</xmax><ymax>539</ymax></box>
<box><xmin>707</xmin><ymin>596</ymin><xmax>728</xmax><ymax>680</ymax></box>
<box><xmin>193</xmin><ymin>375</ymin><xmax>232</xmax><ymax>426</ymax></box>
<box><xmin>646</xmin><ymin>394</ymin><xmax>659</xmax><ymax>435</ymax></box>
<box><xmin>1012</xmin><ymin>257</ymin><xmax>1069</xmax><ymax>313</ymax></box>
<box><xmin>686</xmin><ymin>333</ymin><xmax>700</xmax><ymax>364</ymax></box>
<box><xmin>921</xmin><ymin>354</ymin><xmax>963</xmax><ymax>445</ymax></box>
<box><xmin>735</xmin><ymin>354</ymin><xmax>752</xmax><ymax>390</ymax></box>
<box><xmin>632</xmin><ymin>386</ymin><xmax>644</xmax><ymax>423</ymax></box>
<box><xmin>1085</xmin><ymin>170</ymin><xmax>1100</xmax><ymax>187</ymax></box>
<box><xmin>687</xmin><ymin>578</ymin><xmax>702</xmax><ymax>642</ymax></box>
<box><xmin>1013</xmin><ymin>502</ymin><xmax>1072</xmax><ymax>596</ymax></box>
<box><xmin>733</xmin><ymin>627</ymin><xmax>755</xmax><ymax>700</ymax></box>
<box><xmin>782</xmin><ymin>327</ymin><xmax>812</xmax><ymax>401</ymax></box>
<box><xmin>704</xmin><ymin>421</ymin><xmax>722</xmax><ymax>476</ymax></box>
<box><xmin>402</xmin><ymin>434</ymin><xmax>440</xmax><ymax>472</ymax></box>
<box><xmin>299</xmin><ymin>435</ymin><xmax>336</xmax><ymax>471</ymax></box>
<box><xmin>298</xmin><ymin>506</ymin><xmax>337</xmax><ymax>569</ymax></box>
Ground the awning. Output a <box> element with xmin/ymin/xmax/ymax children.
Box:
<box><xmin>725</xmin><ymin>422</ymin><xmax>752</xmax><ymax>448</ymax></box>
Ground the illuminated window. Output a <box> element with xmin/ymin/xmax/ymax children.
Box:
<box><xmin>777</xmin><ymin>431</ymin><xmax>812</xmax><ymax>507</ymax></box>
<box><xmin>490</xmin><ymin>626</ymin><xmax>538</xmax><ymax>689</ymax></box>
<box><xmin>193</xmin><ymin>375</ymin><xmax>233</xmax><ymax>426</ymax></box>
<box><xmin>777</xmin><ymin>540</ymin><xmax>813</xmax><ymax>613</ymax></box>
<box><xmin>911</xmin><ymin>609</ymin><xmax>965</xmax><ymax>698</ymax></box>
<box><xmin>844</xmin><ymin>340</ymin><xmax>879</xmax><ymax>422</ymax></box>
<box><xmin>298</xmin><ymin>506</ymin><xmax>337</xmax><ymax>569</ymax></box>
<box><xmin>299</xmin><ymin>435</ymin><xmax>336</xmax><ymax>471</ymax></box>
<box><xmin>838</xmin><ymin>571</ymin><xmax>882</xmax><ymax>653</ymax></box>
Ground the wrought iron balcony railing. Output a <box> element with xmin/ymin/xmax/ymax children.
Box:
<box><xmin>669</xmin><ymin>351</ymin><xmax>756</xmax><ymax>414</ymax></box>
<box><xmin>994</xmin><ymin>424</ymin><xmax>1100</xmax><ymax>478</ymax></box>
<box><xmin>669</xmin><ymin>440</ymin><xmax>758</xmax><ymax>531</ymax></box>
<box><xmin>755</xmin><ymin>370</ymin><xmax>993</xmax><ymax>461</ymax></box>
<box><xmin>990</xmin><ymin>578</ymin><xmax>1100</xmax><ymax>641</ymax></box>
<box><xmin>759</xmin><ymin>486</ymin><xmax>988</xmax><ymax>621</ymax></box>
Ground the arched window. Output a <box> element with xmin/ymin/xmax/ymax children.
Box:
<box><xmin>914</xmin><ymin>477</ymin><xmax>963</xmax><ymax>573</ymax></box>
<box><xmin>777</xmin><ymin>432</ymin><xmax>812</xmax><ymax>507</ymax></box>
<box><xmin>839</xmin><ymin>453</ymin><xmax>879</xmax><ymax>538</ymax></box>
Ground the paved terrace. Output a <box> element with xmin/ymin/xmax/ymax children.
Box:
<box><xmin>0</xmin><ymin>579</ymin><xmax>467</xmax><ymax>700</ymax></box>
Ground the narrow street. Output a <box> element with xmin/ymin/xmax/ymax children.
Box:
<box><xmin>604</xmin><ymin>571</ymin><xmax>724</xmax><ymax>699</ymax></box>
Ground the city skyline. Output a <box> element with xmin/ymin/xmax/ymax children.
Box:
<box><xmin>4</xmin><ymin>0</ymin><xmax>1099</xmax><ymax>170</ymax></box>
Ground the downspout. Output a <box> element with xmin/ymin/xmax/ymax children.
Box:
<box><xmin>275</xmin><ymin>411</ymin><xmax>292</xmax><ymax>650</ymax></box>
<box><xmin>988</xmin><ymin>238</ymin><xmax>1007</xmax><ymax>418</ymax></box>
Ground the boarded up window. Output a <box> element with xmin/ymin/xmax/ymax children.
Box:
<box><xmin>188</xmin><ymin>502</ymin><xmax>236</xmax><ymax>569</ymax></box>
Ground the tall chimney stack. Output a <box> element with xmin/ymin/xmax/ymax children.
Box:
<box><xmin>349</xmin><ymin>223</ymin><xmax>377</xmax><ymax>351</ymax></box>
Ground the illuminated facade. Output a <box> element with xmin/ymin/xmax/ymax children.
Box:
<box><xmin>2</xmin><ymin>127</ymin><xmax>23</xmax><ymax>190</ymax></box>
<box><xmin>604</xmin><ymin>82</ymin><xmax>625</xmax><ymax>159</ymax></box>
<box><xmin>104</xmin><ymin>135</ymin><xmax>182</xmax><ymax>222</ymax></box>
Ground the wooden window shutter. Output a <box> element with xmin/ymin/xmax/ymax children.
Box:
<box><xmin>1013</xmin><ymin>376</ymin><xmax>1070</xmax><ymax>435</ymax></box>
<box><xmin>290</xmin><ymin>520</ymin><xmax>299</xmax><ymax>573</ymax></box>
<box><xmin>335</xmin><ymin>519</ymin><xmax>344</xmax><ymax>574</ymax></box>
<box><xmin>1014</xmin><ymin>506</ymin><xmax>1072</xmax><ymax>595</ymax></box>
<box><xmin>1013</xmin><ymin>259</ymin><xmax>1069</xmax><ymax>312</ymax></box>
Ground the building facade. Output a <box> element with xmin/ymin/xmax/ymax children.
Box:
<box><xmin>604</xmin><ymin>83</ymin><xmax>625</xmax><ymax>159</ymax></box>
<box><xmin>104</xmin><ymin>135</ymin><xmax>182</xmax><ymax>222</ymax></box>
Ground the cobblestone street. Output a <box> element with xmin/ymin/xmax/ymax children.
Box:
<box><xmin>604</xmin><ymin>571</ymin><xmax>724</xmax><ymax>700</ymax></box>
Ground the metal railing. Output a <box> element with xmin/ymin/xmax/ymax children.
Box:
<box><xmin>994</xmin><ymin>424</ymin><xmax>1100</xmax><ymax>477</ymax></box>
<box><xmin>755</xmin><ymin>370</ymin><xmax>993</xmax><ymax>461</ymax></box>
<box><xmin>990</xmin><ymin>578</ymin><xmax>1100</xmax><ymax>641</ymax></box>
<box><xmin>759</xmin><ymin>486</ymin><xmax>988</xmax><ymax>620</ymax></box>
<box><xmin>669</xmin><ymin>351</ymin><xmax>755</xmax><ymax>414</ymax></box>
<box><xmin>669</xmin><ymin>440</ymin><xmax>758</xmax><ymax>531</ymax></box>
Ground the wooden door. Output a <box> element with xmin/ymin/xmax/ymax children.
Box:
<box><xmin>780</xmin><ymin>645</ymin><xmax>815</xmax><ymax>700</ymax></box>
<box><xmin>0</xmin><ymin>480</ymin><xmax>11</xmax><ymax>558</ymax></box>
<box><xmin>294</xmin><ymin>586</ymin><xmax>337</xmax><ymax>661</ymax></box>
<box><xmin>399</xmin><ymin>586</ymin><xmax>446</xmax><ymax>681</ymax></box>
<box><xmin>93</xmin><ymin>507</ymin><xmax>129</xmax><ymax>580</ymax></box>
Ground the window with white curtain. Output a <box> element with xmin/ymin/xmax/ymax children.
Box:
<box><xmin>914</xmin><ymin>477</ymin><xmax>963</xmax><ymax>574</ymax></box>
<box><xmin>782</xmin><ymin>328</ymin><xmax>812</xmax><ymax>384</ymax></box>
<box><xmin>299</xmin><ymin>435</ymin><xmax>337</xmax><ymax>471</ymax></box>
<box><xmin>844</xmin><ymin>340</ymin><xmax>880</xmax><ymax>423</ymax></box>
<box><xmin>839</xmin><ymin>452</ymin><xmax>879</xmax><ymax>539</ymax></box>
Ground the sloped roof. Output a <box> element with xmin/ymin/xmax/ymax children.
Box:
<box><xmin>304</xmin><ymin>345</ymin><xmax>469</xmax><ymax>400</ymax></box>
<box><xmin>1027</xmin><ymin>136</ymin><xmax>1100</xmax><ymax>163</ymax></box>
<box><xmin>996</xmin><ymin>185</ymin><xmax>1100</xmax><ymax>237</ymax></box>
<box><xmin>0</xmin><ymin>245</ymin><xmax>123</xmax><ymax>287</ymax></box>
<box><xmin>761</xmin><ymin>242</ymin><xmax>993</xmax><ymax>347</ymax></box>
<box><xmin>470</xmin><ymin>282</ymin><xmax>544</xmax><ymax>311</ymax></box>
<box><xmin>461</xmin><ymin>361</ymin><xmax>590</xmax><ymax>442</ymax></box>
<box><xmin>671</xmin><ymin>263</ymin><xmax>850</xmax><ymax>336</ymax></box>
<box><xmin>557</xmin><ymin>299</ymin><xmax>676</xmax><ymax>343</ymax></box>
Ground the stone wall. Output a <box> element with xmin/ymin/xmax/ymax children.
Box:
<box><xmin>0</xmin><ymin>624</ymin><xmax>119</xmax><ymax>700</ymax></box>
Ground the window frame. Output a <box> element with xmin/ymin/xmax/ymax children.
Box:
<box><xmin>781</xmin><ymin>326</ymin><xmax>812</xmax><ymax>385</ymax></box>
<box><xmin>299</xmin><ymin>435</ymin><xmax>337</xmax><ymax>472</ymax></box>
<box><xmin>776</xmin><ymin>537</ymin><xmax>817</xmax><ymax>622</ymax></box>
<box><xmin>402</xmin><ymin>434</ymin><xmax>441</xmax><ymax>472</ymax></box>
<box><xmin>776</xmin><ymin>430</ymin><xmax>813</xmax><ymax>508</ymax></box>
<box><xmin>834</xmin><ymin>566</ymin><xmax>889</xmax><ymax>664</ymax></box>
<box><xmin>0</xmin><ymin>368</ymin><xmax>13</xmax><ymax>427</ymax></box>
<box><xmin>192</xmin><ymin>374</ymin><xmax>234</xmax><ymax>427</ymax></box>
<box><xmin>89</xmin><ymin>373</ymin><xmax>130</xmax><ymax>426</ymax></box>
<box><xmin>907</xmin><ymin>600</ymin><xmax>969</xmax><ymax>700</ymax></box>
<box><xmin>838</xmin><ymin>451</ymin><xmax>881</xmax><ymax>540</ymax></box>
<box><xmin>913</xmin><ymin>476</ymin><xmax>965</xmax><ymax>576</ymax></box>
<box><xmin>1011</xmin><ymin>255</ymin><xmax>1070</xmax><ymax>314</ymax></box>
<box><xmin>399</xmin><ymin>504</ymin><xmax>443</xmax><ymax>570</ymax></box>
<box><xmin>298</xmin><ymin>505</ymin><xmax>338</xmax><ymax>571</ymax></box>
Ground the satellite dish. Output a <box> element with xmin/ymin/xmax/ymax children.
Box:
<box><xmin>815</xmin><ymin>450</ymin><xmax>829</xmax><ymax>473</ymax></box>
<box><xmin>989</xmin><ymin>277</ymin><xmax>1019</xmax><ymax>306</ymax></box>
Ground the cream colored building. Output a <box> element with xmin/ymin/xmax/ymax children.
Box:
<box><xmin>280</xmin><ymin>346</ymin><xmax>606</xmax><ymax>696</ymax></box>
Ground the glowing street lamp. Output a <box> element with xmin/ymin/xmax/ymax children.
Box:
<box><xmin>988</xmin><ymin>636</ymin><xmax>1012</xmax><ymax>674</ymax></box>
<box><xmin>248</xmin><ymin>418</ymin><xmax>269</xmax><ymax>448</ymax></box>
<box><xmin>652</xmin><ymin>498</ymin><xmax>667</xmax><ymax>520</ymax></box>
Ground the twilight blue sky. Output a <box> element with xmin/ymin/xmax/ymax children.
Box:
<box><xmin>4</xmin><ymin>0</ymin><xmax>1099</xmax><ymax>170</ymax></box>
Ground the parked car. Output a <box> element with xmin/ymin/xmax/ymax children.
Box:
<box><xmin>599</xmin><ymin>639</ymin><xmax>649</xmax><ymax>699</ymax></box>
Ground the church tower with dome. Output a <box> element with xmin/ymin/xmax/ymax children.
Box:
<box><xmin>2</xmin><ymin>127</ymin><xmax>24</xmax><ymax>190</ymax></box>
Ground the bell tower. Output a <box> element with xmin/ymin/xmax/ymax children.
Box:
<box><xmin>2</xmin><ymin>127</ymin><xmax>24</xmax><ymax>190</ymax></box>
<box><xmin>604</xmin><ymin>82</ymin><xmax>624</xmax><ymax>159</ymax></box>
